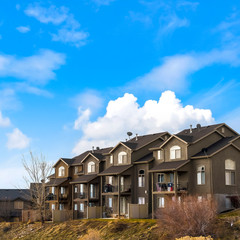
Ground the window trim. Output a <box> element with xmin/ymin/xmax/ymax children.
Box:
<box><xmin>170</xmin><ymin>145</ymin><xmax>181</xmax><ymax>159</ymax></box>
<box><xmin>58</xmin><ymin>166</ymin><xmax>65</xmax><ymax>177</ymax></box>
<box><xmin>88</xmin><ymin>161</ymin><xmax>96</xmax><ymax>173</ymax></box>
<box><xmin>157</xmin><ymin>197</ymin><xmax>165</xmax><ymax>208</ymax></box>
<box><xmin>138</xmin><ymin>197</ymin><xmax>145</xmax><ymax>205</ymax></box>
<box><xmin>118</xmin><ymin>151</ymin><xmax>127</xmax><ymax>164</ymax></box>
<box><xmin>225</xmin><ymin>159</ymin><xmax>236</xmax><ymax>186</ymax></box>
<box><xmin>138</xmin><ymin>169</ymin><xmax>145</xmax><ymax>187</ymax></box>
<box><xmin>197</xmin><ymin>165</ymin><xmax>205</xmax><ymax>185</ymax></box>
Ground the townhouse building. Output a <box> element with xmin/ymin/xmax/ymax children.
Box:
<box><xmin>46</xmin><ymin>123</ymin><xmax>240</xmax><ymax>219</ymax></box>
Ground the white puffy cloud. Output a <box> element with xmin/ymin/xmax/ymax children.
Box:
<box><xmin>72</xmin><ymin>91</ymin><xmax>214</xmax><ymax>154</ymax></box>
<box><xmin>0</xmin><ymin>111</ymin><xmax>11</xmax><ymax>127</ymax></box>
<box><xmin>25</xmin><ymin>4</ymin><xmax>88</xmax><ymax>47</ymax></box>
<box><xmin>0</xmin><ymin>49</ymin><xmax>65</xmax><ymax>84</ymax></box>
<box><xmin>6</xmin><ymin>128</ymin><xmax>30</xmax><ymax>150</ymax></box>
<box><xmin>74</xmin><ymin>108</ymin><xmax>91</xmax><ymax>130</ymax></box>
<box><xmin>16</xmin><ymin>26</ymin><xmax>30</xmax><ymax>33</ymax></box>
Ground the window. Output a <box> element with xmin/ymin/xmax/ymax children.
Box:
<box><xmin>170</xmin><ymin>146</ymin><xmax>181</xmax><ymax>159</ymax></box>
<box><xmin>109</xmin><ymin>197</ymin><xmax>113</xmax><ymax>208</ymax></box>
<box><xmin>74</xmin><ymin>186</ymin><xmax>78</xmax><ymax>193</ymax></box>
<box><xmin>60</xmin><ymin>187</ymin><xmax>66</xmax><ymax>195</ymax></box>
<box><xmin>158</xmin><ymin>197</ymin><xmax>165</xmax><ymax>208</ymax></box>
<box><xmin>109</xmin><ymin>176</ymin><xmax>113</xmax><ymax>185</ymax></box>
<box><xmin>80</xmin><ymin>184</ymin><xmax>84</xmax><ymax>194</ymax></box>
<box><xmin>197</xmin><ymin>166</ymin><xmax>205</xmax><ymax>185</ymax></box>
<box><xmin>52</xmin><ymin>204</ymin><xmax>55</xmax><ymax>210</ymax></box>
<box><xmin>221</xmin><ymin>127</ymin><xmax>225</xmax><ymax>134</ymax></box>
<box><xmin>138</xmin><ymin>170</ymin><xmax>145</xmax><ymax>187</ymax></box>
<box><xmin>198</xmin><ymin>196</ymin><xmax>203</xmax><ymax>202</ymax></box>
<box><xmin>225</xmin><ymin>159</ymin><xmax>236</xmax><ymax>185</ymax></box>
<box><xmin>80</xmin><ymin>203</ymin><xmax>84</xmax><ymax>212</ymax></box>
<box><xmin>59</xmin><ymin>204</ymin><xmax>64</xmax><ymax>210</ymax></box>
<box><xmin>138</xmin><ymin>197</ymin><xmax>145</xmax><ymax>204</ymax></box>
<box><xmin>51</xmin><ymin>186</ymin><xmax>55</xmax><ymax>194</ymax></box>
<box><xmin>74</xmin><ymin>166</ymin><xmax>78</xmax><ymax>175</ymax></box>
<box><xmin>58</xmin><ymin>166</ymin><xmax>65</xmax><ymax>177</ymax></box>
<box><xmin>118</xmin><ymin>152</ymin><xmax>127</xmax><ymax>164</ymax></box>
<box><xmin>158</xmin><ymin>174</ymin><xmax>164</xmax><ymax>183</ymax></box>
<box><xmin>90</xmin><ymin>184</ymin><xmax>96</xmax><ymax>198</ymax></box>
<box><xmin>88</xmin><ymin>161</ymin><xmax>96</xmax><ymax>173</ymax></box>
<box><xmin>110</xmin><ymin>155</ymin><xmax>113</xmax><ymax>164</ymax></box>
<box><xmin>14</xmin><ymin>201</ymin><xmax>23</xmax><ymax>209</ymax></box>
<box><xmin>74</xmin><ymin>204</ymin><xmax>78</xmax><ymax>211</ymax></box>
<box><xmin>157</xmin><ymin>150</ymin><xmax>163</xmax><ymax>160</ymax></box>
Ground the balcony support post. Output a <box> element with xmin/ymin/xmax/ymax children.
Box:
<box><xmin>72</xmin><ymin>184</ymin><xmax>74</xmax><ymax>219</ymax></box>
<box><xmin>118</xmin><ymin>175</ymin><xmax>120</xmax><ymax>219</ymax></box>
<box><xmin>100</xmin><ymin>176</ymin><xmax>103</xmax><ymax>217</ymax></box>
<box><xmin>151</xmin><ymin>173</ymin><xmax>154</xmax><ymax>219</ymax></box>
<box><xmin>174</xmin><ymin>171</ymin><xmax>177</xmax><ymax>197</ymax></box>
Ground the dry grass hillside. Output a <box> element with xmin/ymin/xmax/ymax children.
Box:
<box><xmin>0</xmin><ymin>210</ymin><xmax>240</xmax><ymax>240</ymax></box>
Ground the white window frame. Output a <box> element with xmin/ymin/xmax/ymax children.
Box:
<box><xmin>80</xmin><ymin>203</ymin><xmax>84</xmax><ymax>212</ymax></box>
<box><xmin>74</xmin><ymin>186</ymin><xmax>78</xmax><ymax>193</ymax></box>
<box><xmin>170</xmin><ymin>145</ymin><xmax>181</xmax><ymax>159</ymax></box>
<box><xmin>225</xmin><ymin>159</ymin><xmax>236</xmax><ymax>185</ymax></box>
<box><xmin>88</xmin><ymin>161</ymin><xmax>96</xmax><ymax>173</ymax></box>
<box><xmin>74</xmin><ymin>203</ymin><xmax>78</xmax><ymax>211</ymax></box>
<box><xmin>90</xmin><ymin>184</ymin><xmax>96</xmax><ymax>198</ymax></box>
<box><xmin>158</xmin><ymin>173</ymin><xmax>164</xmax><ymax>183</ymax></box>
<box><xmin>158</xmin><ymin>197</ymin><xmax>165</xmax><ymax>208</ymax></box>
<box><xmin>60</xmin><ymin>187</ymin><xmax>65</xmax><ymax>195</ymax></box>
<box><xmin>138</xmin><ymin>170</ymin><xmax>145</xmax><ymax>187</ymax></box>
<box><xmin>110</xmin><ymin>155</ymin><xmax>113</xmax><ymax>164</ymax></box>
<box><xmin>59</xmin><ymin>204</ymin><xmax>64</xmax><ymax>210</ymax></box>
<box><xmin>58</xmin><ymin>166</ymin><xmax>65</xmax><ymax>177</ymax></box>
<box><xmin>197</xmin><ymin>166</ymin><xmax>205</xmax><ymax>185</ymax></box>
<box><xmin>118</xmin><ymin>152</ymin><xmax>127</xmax><ymax>164</ymax></box>
<box><xmin>51</xmin><ymin>186</ymin><xmax>55</xmax><ymax>194</ymax></box>
<box><xmin>109</xmin><ymin>176</ymin><xmax>113</xmax><ymax>185</ymax></box>
<box><xmin>52</xmin><ymin>204</ymin><xmax>55</xmax><ymax>210</ymax></box>
<box><xmin>109</xmin><ymin>197</ymin><xmax>113</xmax><ymax>208</ymax></box>
<box><xmin>74</xmin><ymin>166</ymin><xmax>78</xmax><ymax>175</ymax></box>
<box><xmin>80</xmin><ymin>184</ymin><xmax>84</xmax><ymax>194</ymax></box>
<box><xmin>138</xmin><ymin>197</ymin><xmax>145</xmax><ymax>204</ymax></box>
<box><xmin>157</xmin><ymin>150</ymin><xmax>162</xmax><ymax>160</ymax></box>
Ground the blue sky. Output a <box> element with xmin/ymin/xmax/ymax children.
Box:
<box><xmin>1</xmin><ymin>0</ymin><xmax>240</xmax><ymax>188</ymax></box>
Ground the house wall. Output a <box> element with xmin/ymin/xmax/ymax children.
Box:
<box><xmin>83</xmin><ymin>156</ymin><xmax>100</xmax><ymax>174</ymax></box>
<box><xmin>216</xmin><ymin>125</ymin><xmax>237</xmax><ymax>137</ymax></box>
<box><xmin>55</xmin><ymin>161</ymin><xmax>69</xmax><ymax>178</ymax></box>
<box><xmin>232</xmin><ymin>138</ymin><xmax>240</xmax><ymax>148</ymax></box>
<box><xmin>112</xmin><ymin>145</ymin><xmax>132</xmax><ymax>166</ymax></box>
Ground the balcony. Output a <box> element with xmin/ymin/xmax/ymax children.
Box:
<box><xmin>46</xmin><ymin>194</ymin><xmax>57</xmax><ymax>201</ymax></box>
<box><xmin>74</xmin><ymin>192</ymin><xmax>86</xmax><ymax>199</ymax></box>
<box><xmin>120</xmin><ymin>184</ymin><xmax>131</xmax><ymax>194</ymax></box>
<box><xmin>153</xmin><ymin>182</ymin><xmax>188</xmax><ymax>194</ymax></box>
<box><xmin>59</xmin><ymin>194</ymin><xmax>68</xmax><ymax>201</ymax></box>
<box><xmin>103</xmin><ymin>184</ymin><xmax>118</xmax><ymax>193</ymax></box>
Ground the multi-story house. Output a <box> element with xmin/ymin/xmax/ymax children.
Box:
<box><xmin>46</xmin><ymin>123</ymin><xmax>240</xmax><ymax>219</ymax></box>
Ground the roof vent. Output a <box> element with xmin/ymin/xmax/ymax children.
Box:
<box><xmin>190</xmin><ymin>124</ymin><xmax>192</xmax><ymax>133</ymax></box>
<box><xmin>96</xmin><ymin>147</ymin><xmax>100</xmax><ymax>150</ymax></box>
<box><xmin>135</xmin><ymin>134</ymin><xmax>138</xmax><ymax>141</ymax></box>
<box><xmin>92</xmin><ymin>146</ymin><xmax>94</xmax><ymax>153</ymax></box>
<box><xmin>196</xmin><ymin>124</ymin><xmax>201</xmax><ymax>131</ymax></box>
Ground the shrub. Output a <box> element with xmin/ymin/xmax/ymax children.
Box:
<box><xmin>156</xmin><ymin>195</ymin><xmax>217</xmax><ymax>239</ymax></box>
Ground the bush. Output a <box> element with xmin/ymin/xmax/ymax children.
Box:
<box><xmin>156</xmin><ymin>196</ymin><xmax>217</xmax><ymax>239</ymax></box>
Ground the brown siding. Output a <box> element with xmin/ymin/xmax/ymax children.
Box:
<box><xmin>83</xmin><ymin>156</ymin><xmax>100</xmax><ymax>174</ymax></box>
<box><xmin>55</xmin><ymin>161</ymin><xmax>69</xmax><ymax>178</ymax></box>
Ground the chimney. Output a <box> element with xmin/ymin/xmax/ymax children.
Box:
<box><xmin>96</xmin><ymin>146</ymin><xmax>100</xmax><ymax>150</ymax></box>
<box><xmin>135</xmin><ymin>134</ymin><xmax>138</xmax><ymax>141</ymax></box>
<box><xmin>196</xmin><ymin>124</ymin><xmax>201</xmax><ymax>131</ymax></box>
<box><xmin>92</xmin><ymin>146</ymin><xmax>94</xmax><ymax>153</ymax></box>
<box><xmin>190</xmin><ymin>124</ymin><xmax>192</xmax><ymax>133</ymax></box>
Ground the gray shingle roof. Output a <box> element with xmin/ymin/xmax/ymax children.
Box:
<box><xmin>122</xmin><ymin>132</ymin><xmax>167</xmax><ymax>150</ymax></box>
<box><xmin>98</xmin><ymin>165</ymin><xmax>132</xmax><ymax>176</ymax></box>
<box><xmin>192</xmin><ymin>136</ymin><xmax>238</xmax><ymax>158</ymax></box>
<box><xmin>45</xmin><ymin>178</ymin><xmax>68</xmax><ymax>186</ymax></box>
<box><xmin>0</xmin><ymin>189</ymin><xmax>31</xmax><ymax>201</ymax></box>
<box><xmin>176</xmin><ymin>123</ymin><xmax>223</xmax><ymax>143</ymax></box>
<box><xmin>134</xmin><ymin>153</ymin><xmax>154</xmax><ymax>164</ymax></box>
<box><xmin>149</xmin><ymin>160</ymin><xmax>190</xmax><ymax>172</ymax></box>
<box><xmin>70</xmin><ymin>174</ymin><xmax>98</xmax><ymax>184</ymax></box>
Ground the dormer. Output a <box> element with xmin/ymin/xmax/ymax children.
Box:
<box><xmin>53</xmin><ymin>158</ymin><xmax>73</xmax><ymax>178</ymax></box>
<box><xmin>108</xmin><ymin>143</ymin><xmax>131</xmax><ymax>166</ymax></box>
<box><xmin>81</xmin><ymin>153</ymin><xmax>103</xmax><ymax>174</ymax></box>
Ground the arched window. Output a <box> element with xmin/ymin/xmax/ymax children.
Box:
<box><xmin>197</xmin><ymin>165</ymin><xmax>205</xmax><ymax>185</ymax></box>
<box><xmin>225</xmin><ymin>159</ymin><xmax>235</xmax><ymax>185</ymax></box>
<box><xmin>58</xmin><ymin>166</ymin><xmax>65</xmax><ymax>177</ymax></box>
<box><xmin>118</xmin><ymin>151</ymin><xmax>127</xmax><ymax>164</ymax></box>
<box><xmin>138</xmin><ymin>170</ymin><xmax>145</xmax><ymax>187</ymax></box>
<box><xmin>88</xmin><ymin>161</ymin><xmax>96</xmax><ymax>173</ymax></box>
<box><xmin>170</xmin><ymin>145</ymin><xmax>181</xmax><ymax>159</ymax></box>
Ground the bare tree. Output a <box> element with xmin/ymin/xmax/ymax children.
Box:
<box><xmin>22</xmin><ymin>151</ymin><xmax>52</xmax><ymax>223</ymax></box>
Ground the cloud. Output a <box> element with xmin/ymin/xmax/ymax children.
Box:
<box><xmin>0</xmin><ymin>111</ymin><xmax>11</xmax><ymax>127</ymax></box>
<box><xmin>16</xmin><ymin>26</ymin><xmax>30</xmax><ymax>33</ymax></box>
<box><xmin>128</xmin><ymin>11</ymin><xmax>152</xmax><ymax>26</ymax></box>
<box><xmin>0</xmin><ymin>49</ymin><xmax>65</xmax><ymax>85</ymax></box>
<box><xmin>177</xmin><ymin>1</ymin><xmax>199</xmax><ymax>11</ymax></box>
<box><xmin>72</xmin><ymin>91</ymin><xmax>214</xmax><ymax>154</ymax></box>
<box><xmin>6</xmin><ymin>128</ymin><xmax>30</xmax><ymax>150</ymax></box>
<box><xmin>74</xmin><ymin>108</ymin><xmax>91</xmax><ymax>130</ymax></box>
<box><xmin>127</xmin><ymin>47</ymin><xmax>240</xmax><ymax>92</ymax></box>
<box><xmin>25</xmin><ymin>4</ymin><xmax>88</xmax><ymax>47</ymax></box>
<box><xmin>92</xmin><ymin>0</ymin><xmax>115</xmax><ymax>6</ymax></box>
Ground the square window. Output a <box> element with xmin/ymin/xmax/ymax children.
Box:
<box><xmin>158</xmin><ymin>197</ymin><xmax>164</xmax><ymax>208</ymax></box>
<box><xmin>138</xmin><ymin>197</ymin><xmax>145</xmax><ymax>204</ymax></box>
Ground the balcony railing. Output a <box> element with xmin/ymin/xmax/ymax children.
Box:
<box><xmin>120</xmin><ymin>184</ymin><xmax>131</xmax><ymax>193</ymax></box>
<box><xmin>59</xmin><ymin>194</ymin><xmax>68</xmax><ymax>201</ymax></box>
<box><xmin>154</xmin><ymin>182</ymin><xmax>188</xmax><ymax>193</ymax></box>
<box><xmin>103</xmin><ymin>184</ymin><xmax>118</xmax><ymax>193</ymax></box>
<box><xmin>74</xmin><ymin>192</ymin><xmax>86</xmax><ymax>199</ymax></box>
<box><xmin>46</xmin><ymin>194</ymin><xmax>57</xmax><ymax>201</ymax></box>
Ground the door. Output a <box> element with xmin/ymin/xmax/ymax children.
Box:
<box><xmin>120</xmin><ymin>197</ymin><xmax>126</xmax><ymax>214</ymax></box>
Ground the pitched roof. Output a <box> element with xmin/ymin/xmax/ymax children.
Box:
<box><xmin>45</xmin><ymin>178</ymin><xmax>68</xmax><ymax>187</ymax></box>
<box><xmin>98</xmin><ymin>165</ymin><xmax>132</xmax><ymax>176</ymax></box>
<box><xmin>149</xmin><ymin>160</ymin><xmax>190</xmax><ymax>172</ymax></box>
<box><xmin>176</xmin><ymin>123</ymin><xmax>223</xmax><ymax>143</ymax></box>
<box><xmin>0</xmin><ymin>189</ymin><xmax>31</xmax><ymax>201</ymax></box>
<box><xmin>70</xmin><ymin>174</ymin><xmax>98</xmax><ymax>184</ymax></box>
<box><xmin>121</xmin><ymin>132</ymin><xmax>167</xmax><ymax>150</ymax></box>
<box><xmin>134</xmin><ymin>153</ymin><xmax>154</xmax><ymax>164</ymax></box>
<box><xmin>192</xmin><ymin>136</ymin><xmax>238</xmax><ymax>158</ymax></box>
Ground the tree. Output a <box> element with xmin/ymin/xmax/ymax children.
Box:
<box><xmin>156</xmin><ymin>195</ymin><xmax>217</xmax><ymax>239</ymax></box>
<box><xmin>22</xmin><ymin>151</ymin><xmax>52</xmax><ymax>223</ymax></box>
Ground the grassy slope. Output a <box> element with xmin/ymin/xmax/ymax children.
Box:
<box><xmin>1</xmin><ymin>210</ymin><xmax>240</xmax><ymax>240</ymax></box>
<box><xmin>0</xmin><ymin>219</ymin><xmax>158</xmax><ymax>240</ymax></box>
